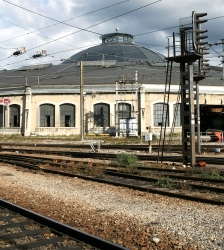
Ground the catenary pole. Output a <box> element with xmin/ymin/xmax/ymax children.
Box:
<box><xmin>80</xmin><ymin>61</ymin><xmax>84</xmax><ymax>141</ymax></box>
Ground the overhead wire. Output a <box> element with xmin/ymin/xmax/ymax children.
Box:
<box><xmin>0</xmin><ymin>0</ymin><xmax>163</xmax><ymax>68</ymax></box>
<box><xmin>1</xmin><ymin>1</ymin><xmax>224</xmax><ymax>56</ymax></box>
<box><xmin>134</xmin><ymin>14</ymin><xmax>224</xmax><ymax>37</ymax></box>
<box><xmin>0</xmin><ymin>42</ymin><xmax>222</xmax><ymax>80</ymax></box>
<box><xmin>2</xmin><ymin>0</ymin><xmax>162</xmax><ymax>57</ymax></box>
<box><xmin>30</xmin><ymin>57</ymin><xmax>224</xmax><ymax>82</ymax></box>
<box><xmin>0</xmin><ymin>0</ymin><xmax>130</xmax><ymax>46</ymax></box>
<box><xmin>1</xmin><ymin>0</ymin><xmax>224</xmax><ymax>73</ymax></box>
<box><xmin>0</xmin><ymin>40</ymin><xmax>217</xmax><ymax>72</ymax></box>
<box><xmin>0</xmin><ymin>40</ymin><xmax>163</xmax><ymax>69</ymax></box>
<box><xmin>0</xmin><ymin>59</ymin><xmax>222</xmax><ymax>87</ymax></box>
<box><xmin>0</xmin><ymin>59</ymin><xmax>169</xmax><ymax>81</ymax></box>
<box><xmin>0</xmin><ymin>1</ymin><xmax>133</xmax><ymax>64</ymax></box>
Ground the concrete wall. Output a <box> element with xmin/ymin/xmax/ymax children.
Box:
<box><xmin>0</xmin><ymin>84</ymin><xmax>223</xmax><ymax>136</ymax></box>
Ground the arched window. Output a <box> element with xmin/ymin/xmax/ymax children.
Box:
<box><xmin>94</xmin><ymin>103</ymin><xmax>110</xmax><ymax>127</ymax></box>
<box><xmin>9</xmin><ymin>104</ymin><xmax>20</xmax><ymax>127</ymax></box>
<box><xmin>173</xmin><ymin>103</ymin><xmax>181</xmax><ymax>127</ymax></box>
<box><xmin>60</xmin><ymin>104</ymin><xmax>75</xmax><ymax>127</ymax></box>
<box><xmin>40</xmin><ymin>104</ymin><xmax>55</xmax><ymax>127</ymax></box>
<box><xmin>118</xmin><ymin>103</ymin><xmax>131</xmax><ymax>118</ymax></box>
<box><xmin>153</xmin><ymin>103</ymin><xmax>169</xmax><ymax>127</ymax></box>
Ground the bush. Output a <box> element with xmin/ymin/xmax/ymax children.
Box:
<box><xmin>155</xmin><ymin>177</ymin><xmax>177</xmax><ymax>188</ymax></box>
<box><xmin>197</xmin><ymin>170</ymin><xmax>224</xmax><ymax>179</ymax></box>
<box><xmin>112</xmin><ymin>153</ymin><xmax>139</xmax><ymax>167</ymax></box>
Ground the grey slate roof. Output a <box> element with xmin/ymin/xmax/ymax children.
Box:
<box><xmin>0</xmin><ymin>31</ymin><xmax>222</xmax><ymax>96</ymax></box>
<box><xmin>17</xmin><ymin>63</ymin><xmax>53</xmax><ymax>71</ymax></box>
<box><xmin>0</xmin><ymin>29</ymin><xmax>223</xmax><ymax>96</ymax></box>
<box><xmin>0</xmin><ymin>62</ymin><xmax>222</xmax><ymax>96</ymax></box>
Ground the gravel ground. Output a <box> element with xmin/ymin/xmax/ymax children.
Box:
<box><xmin>0</xmin><ymin>164</ymin><xmax>224</xmax><ymax>250</ymax></box>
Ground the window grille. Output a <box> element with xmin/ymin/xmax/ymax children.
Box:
<box><xmin>118</xmin><ymin>103</ymin><xmax>131</xmax><ymax>118</ymax></box>
<box><xmin>40</xmin><ymin>104</ymin><xmax>55</xmax><ymax>127</ymax></box>
<box><xmin>94</xmin><ymin>103</ymin><xmax>110</xmax><ymax>127</ymax></box>
<box><xmin>153</xmin><ymin>103</ymin><xmax>169</xmax><ymax>127</ymax></box>
<box><xmin>60</xmin><ymin>104</ymin><xmax>75</xmax><ymax>127</ymax></box>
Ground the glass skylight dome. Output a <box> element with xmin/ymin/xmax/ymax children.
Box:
<box><xmin>62</xmin><ymin>32</ymin><xmax>165</xmax><ymax>64</ymax></box>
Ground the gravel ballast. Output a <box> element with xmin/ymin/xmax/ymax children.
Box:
<box><xmin>0</xmin><ymin>164</ymin><xmax>224</xmax><ymax>250</ymax></box>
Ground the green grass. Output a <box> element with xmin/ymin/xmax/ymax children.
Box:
<box><xmin>155</xmin><ymin>177</ymin><xmax>178</xmax><ymax>188</ymax></box>
<box><xmin>196</xmin><ymin>170</ymin><xmax>224</xmax><ymax>180</ymax></box>
<box><xmin>112</xmin><ymin>153</ymin><xmax>140</xmax><ymax>167</ymax></box>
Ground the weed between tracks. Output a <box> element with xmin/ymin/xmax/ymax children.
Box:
<box><xmin>83</xmin><ymin>165</ymin><xmax>105</xmax><ymax>178</ymax></box>
<box><xmin>68</xmin><ymin>162</ymin><xmax>105</xmax><ymax>178</ymax></box>
<box><xmin>112</xmin><ymin>153</ymin><xmax>140</xmax><ymax>167</ymax></box>
<box><xmin>155</xmin><ymin>177</ymin><xmax>193</xmax><ymax>190</ymax></box>
<box><xmin>196</xmin><ymin>170</ymin><xmax>224</xmax><ymax>179</ymax></box>
<box><xmin>111</xmin><ymin>153</ymin><xmax>143</xmax><ymax>174</ymax></box>
<box><xmin>155</xmin><ymin>177</ymin><xmax>178</xmax><ymax>189</ymax></box>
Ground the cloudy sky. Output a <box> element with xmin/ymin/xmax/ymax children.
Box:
<box><xmin>0</xmin><ymin>0</ymin><xmax>223</xmax><ymax>69</ymax></box>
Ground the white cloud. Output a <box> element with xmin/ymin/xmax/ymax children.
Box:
<box><xmin>0</xmin><ymin>0</ymin><xmax>223</xmax><ymax>69</ymax></box>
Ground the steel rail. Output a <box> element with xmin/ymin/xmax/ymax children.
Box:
<box><xmin>1</xmin><ymin>153</ymin><xmax>224</xmax><ymax>181</ymax></box>
<box><xmin>1</xmin><ymin>153</ymin><xmax>224</xmax><ymax>185</ymax></box>
<box><xmin>1</xmin><ymin>151</ymin><xmax>224</xmax><ymax>175</ymax></box>
<box><xmin>0</xmin><ymin>154</ymin><xmax>223</xmax><ymax>205</ymax></box>
<box><xmin>0</xmin><ymin>199</ymin><xmax>128</xmax><ymax>250</ymax></box>
<box><xmin>2</xmin><ymin>147</ymin><xmax>224</xmax><ymax>165</ymax></box>
<box><xmin>104</xmin><ymin>170</ymin><xmax>224</xmax><ymax>193</ymax></box>
<box><xmin>1</xmin><ymin>142</ymin><xmax>224</xmax><ymax>151</ymax></box>
<box><xmin>36</xmin><ymin>168</ymin><xmax>224</xmax><ymax>205</ymax></box>
<box><xmin>105</xmin><ymin>169</ymin><xmax>224</xmax><ymax>183</ymax></box>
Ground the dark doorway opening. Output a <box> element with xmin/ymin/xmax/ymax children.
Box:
<box><xmin>65</xmin><ymin>115</ymin><xmax>71</xmax><ymax>127</ymax></box>
<box><xmin>200</xmin><ymin>105</ymin><xmax>224</xmax><ymax>131</ymax></box>
<box><xmin>45</xmin><ymin>115</ymin><xmax>50</xmax><ymax>127</ymax></box>
<box><xmin>13</xmin><ymin>115</ymin><xmax>18</xmax><ymax>127</ymax></box>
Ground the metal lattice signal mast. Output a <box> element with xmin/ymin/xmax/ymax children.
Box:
<box><xmin>165</xmin><ymin>11</ymin><xmax>210</xmax><ymax>166</ymax></box>
<box><xmin>192</xmin><ymin>11</ymin><xmax>210</xmax><ymax>76</ymax></box>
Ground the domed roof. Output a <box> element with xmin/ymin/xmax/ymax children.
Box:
<box><xmin>62</xmin><ymin>32</ymin><xmax>165</xmax><ymax>64</ymax></box>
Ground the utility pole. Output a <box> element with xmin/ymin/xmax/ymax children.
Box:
<box><xmin>80</xmin><ymin>61</ymin><xmax>84</xmax><ymax>141</ymax></box>
<box><xmin>115</xmin><ymin>81</ymin><xmax>119</xmax><ymax>137</ymax></box>
<box><xmin>220</xmin><ymin>39</ymin><xmax>224</xmax><ymax>82</ymax></box>
<box><xmin>166</xmin><ymin>36</ymin><xmax>171</xmax><ymax>57</ymax></box>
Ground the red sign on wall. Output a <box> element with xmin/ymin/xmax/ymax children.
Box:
<box><xmin>4</xmin><ymin>98</ymin><xmax>10</xmax><ymax>104</ymax></box>
<box><xmin>0</xmin><ymin>98</ymin><xmax>11</xmax><ymax>104</ymax></box>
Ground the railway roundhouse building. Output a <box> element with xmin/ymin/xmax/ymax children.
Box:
<box><xmin>0</xmin><ymin>32</ymin><xmax>223</xmax><ymax>137</ymax></box>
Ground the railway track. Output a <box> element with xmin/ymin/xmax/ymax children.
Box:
<box><xmin>0</xmin><ymin>153</ymin><xmax>224</xmax><ymax>205</ymax></box>
<box><xmin>1</xmin><ymin>152</ymin><xmax>224</xmax><ymax>179</ymax></box>
<box><xmin>0</xmin><ymin>199</ymin><xmax>127</xmax><ymax>250</ymax></box>
<box><xmin>104</xmin><ymin>170</ymin><xmax>224</xmax><ymax>193</ymax></box>
<box><xmin>1</xmin><ymin>146</ymin><xmax>224</xmax><ymax>165</ymax></box>
<box><xmin>1</xmin><ymin>142</ymin><xmax>223</xmax><ymax>152</ymax></box>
